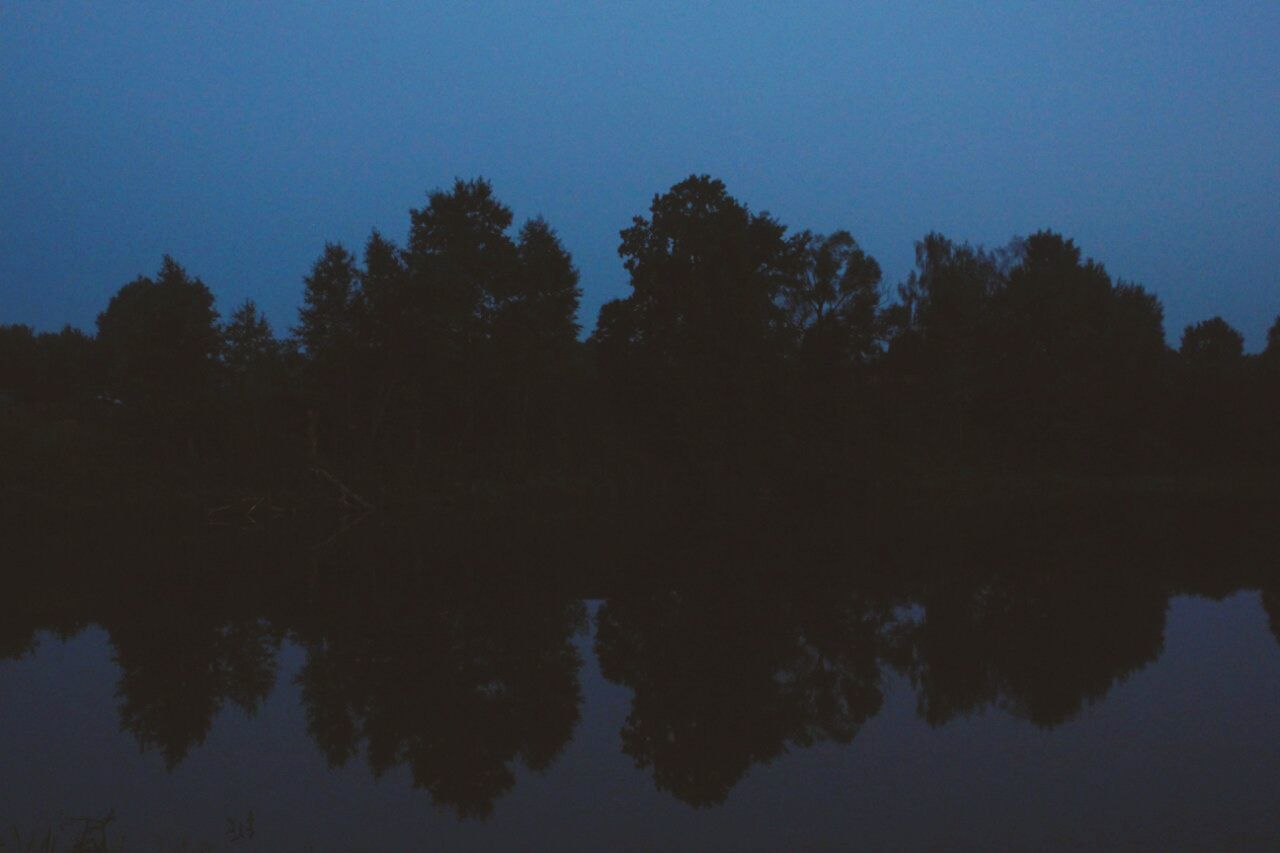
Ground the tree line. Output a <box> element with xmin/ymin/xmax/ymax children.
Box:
<box><xmin>3</xmin><ymin>175</ymin><xmax>1278</xmax><ymax>502</ymax></box>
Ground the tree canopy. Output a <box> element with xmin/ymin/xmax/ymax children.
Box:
<box><xmin>95</xmin><ymin>256</ymin><xmax>221</xmax><ymax>412</ymax></box>
<box><xmin>2</xmin><ymin>175</ymin><xmax>1276</xmax><ymax>496</ymax></box>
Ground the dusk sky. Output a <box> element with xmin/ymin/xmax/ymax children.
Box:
<box><xmin>2</xmin><ymin>2</ymin><xmax>1277</xmax><ymax>347</ymax></box>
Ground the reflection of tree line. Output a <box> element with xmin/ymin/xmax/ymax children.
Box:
<box><xmin>2</xmin><ymin>510</ymin><xmax>1278</xmax><ymax>817</ymax></box>
<box><xmin>887</xmin><ymin>573</ymin><xmax>1167</xmax><ymax>728</ymax></box>
<box><xmin>293</xmin><ymin>583</ymin><xmax>586</xmax><ymax>819</ymax></box>
<box><xmin>595</xmin><ymin>584</ymin><xmax>888</xmax><ymax>806</ymax></box>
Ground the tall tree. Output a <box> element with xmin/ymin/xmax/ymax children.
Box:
<box><xmin>784</xmin><ymin>229</ymin><xmax>883</xmax><ymax>373</ymax></box>
<box><xmin>987</xmin><ymin>231</ymin><xmax>1167</xmax><ymax>466</ymax></box>
<box><xmin>403</xmin><ymin>178</ymin><xmax>519</xmax><ymax>467</ymax></box>
<box><xmin>500</xmin><ymin>217</ymin><xmax>581</xmax><ymax>351</ymax></box>
<box><xmin>353</xmin><ymin>229</ymin><xmax>411</xmax><ymax>448</ymax></box>
<box><xmin>223</xmin><ymin>299</ymin><xmax>278</xmax><ymax>381</ymax></box>
<box><xmin>892</xmin><ymin>233</ymin><xmax>1003</xmax><ymax>359</ymax></box>
<box><xmin>1266</xmin><ymin>314</ymin><xmax>1280</xmax><ymax>363</ymax></box>
<box><xmin>606</xmin><ymin>175</ymin><xmax>795</xmax><ymax>372</ymax></box>
<box><xmin>883</xmin><ymin>233</ymin><xmax>1004</xmax><ymax>460</ymax></box>
<box><xmin>590</xmin><ymin>176</ymin><xmax>799</xmax><ymax>479</ymax></box>
<box><xmin>1259</xmin><ymin>313</ymin><xmax>1280</xmax><ymax>466</ymax></box>
<box><xmin>96</xmin><ymin>256</ymin><xmax>222</xmax><ymax>442</ymax></box>
<box><xmin>355</xmin><ymin>229</ymin><xmax>409</xmax><ymax>360</ymax></box>
<box><xmin>36</xmin><ymin>325</ymin><xmax>97</xmax><ymax>406</ymax></box>
<box><xmin>290</xmin><ymin>180</ymin><xmax>583</xmax><ymax>483</ymax></box>
<box><xmin>296</xmin><ymin>243</ymin><xmax>360</xmax><ymax>369</ymax></box>
<box><xmin>491</xmin><ymin>217</ymin><xmax>583</xmax><ymax>467</ymax></box>
<box><xmin>223</xmin><ymin>299</ymin><xmax>288</xmax><ymax>463</ymax></box>
<box><xmin>1179</xmin><ymin>316</ymin><xmax>1244</xmax><ymax>368</ymax></box>
<box><xmin>406</xmin><ymin>177</ymin><xmax>517</xmax><ymax>348</ymax></box>
<box><xmin>1177</xmin><ymin>316</ymin><xmax>1248</xmax><ymax>465</ymax></box>
<box><xmin>295</xmin><ymin>243</ymin><xmax>361</xmax><ymax>456</ymax></box>
<box><xmin>0</xmin><ymin>324</ymin><xmax>39</xmax><ymax>401</ymax></box>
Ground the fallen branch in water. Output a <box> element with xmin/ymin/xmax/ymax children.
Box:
<box><xmin>310</xmin><ymin>466</ymin><xmax>374</xmax><ymax>513</ymax></box>
<box><xmin>205</xmin><ymin>468</ymin><xmax>373</xmax><ymax>526</ymax></box>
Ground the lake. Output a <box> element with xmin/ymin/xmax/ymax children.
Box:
<box><xmin>2</xmin><ymin>494</ymin><xmax>1278</xmax><ymax>851</ymax></box>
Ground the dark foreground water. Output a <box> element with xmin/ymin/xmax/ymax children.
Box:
<box><xmin>2</xmin><ymin>494</ymin><xmax>1278</xmax><ymax>851</ymax></box>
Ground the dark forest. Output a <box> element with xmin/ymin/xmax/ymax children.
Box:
<box><xmin>3</xmin><ymin>175</ymin><xmax>1278</xmax><ymax>522</ymax></box>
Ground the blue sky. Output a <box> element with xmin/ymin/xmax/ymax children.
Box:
<box><xmin>2</xmin><ymin>2</ymin><xmax>1277</xmax><ymax>347</ymax></box>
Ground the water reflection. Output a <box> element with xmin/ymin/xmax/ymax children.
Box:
<box><xmin>596</xmin><ymin>584</ymin><xmax>887</xmax><ymax>806</ymax></box>
<box><xmin>111</xmin><ymin>615</ymin><xmax>279</xmax><ymax>768</ymax></box>
<box><xmin>2</xmin><ymin>491</ymin><xmax>1278</xmax><ymax>818</ymax></box>
<box><xmin>1265</xmin><ymin>587</ymin><xmax>1280</xmax><ymax>646</ymax></box>
<box><xmin>889</xmin><ymin>572</ymin><xmax>1167</xmax><ymax>728</ymax></box>
<box><xmin>294</xmin><ymin>583</ymin><xmax>585</xmax><ymax>818</ymax></box>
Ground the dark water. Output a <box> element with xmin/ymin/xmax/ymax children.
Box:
<box><xmin>2</xmin><ymin>494</ymin><xmax>1278</xmax><ymax>851</ymax></box>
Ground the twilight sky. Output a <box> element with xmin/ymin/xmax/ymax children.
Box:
<box><xmin>2</xmin><ymin>2</ymin><xmax>1277</xmax><ymax>347</ymax></box>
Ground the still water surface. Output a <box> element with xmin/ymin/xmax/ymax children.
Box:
<box><xmin>2</xmin><ymin>507</ymin><xmax>1279</xmax><ymax>851</ymax></box>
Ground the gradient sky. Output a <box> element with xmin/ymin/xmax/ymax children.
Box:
<box><xmin>2</xmin><ymin>2</ymin><xmax>1277</xmax><ymax>348</ymax></box>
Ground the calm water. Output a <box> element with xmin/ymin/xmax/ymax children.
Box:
<box><xmin>2</xmin><ymin>500</ymin><xmax>1278</xmax><ymax>851</ymax></box>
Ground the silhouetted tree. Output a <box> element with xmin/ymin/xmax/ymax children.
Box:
<box><xmin>95</xmin><ymin>257</ymin><xmax>222</xmax><ymax>453</ymax></box>
<box><xmin>296</xmin><ymin>244</ymin><xmax>361</xmax><ymax>457</ymax></box>
<box><xmin>609</xmin><ymin>175</ymin><xmax>795</xmax><ymax>369</ymax></box>
<box><xmin>1259</xmin><ymin>314</ymin><xmax>1280</xmax><ymax>464</ymax></box>
<box><xmin>39</xmin><ymin>325</ymin><xmax>97</xmax><ymax>406</ymax></box>
<box><xmin>590</xmin><ymin>176</ymin><xmax>800</xmax><ymax>486</ymax></box>
<box><xmin>490</xmin><ymin>217</ymin><xmax>583</xmax><ymax>470</ymax></box>
<box><xmin>775</xmin><ymin>229</ymin><xmax>887</xmax><ymax>484</ymax></box>
<box><xmin>1265</xmin><ymin>315</ymin><xmax>1280</xmax><ymax>364</ymax></box>
<box><xmin>352</xmin><ymin>229</ymin><xmax>411</xmax><ymax>451</ymax></box>
<box><xmin>877</xmin><ymin>230</ymin><xmax>1171</xmax><ymax>470</ymax></box>
<box><xmin>222</xmin><ymin>299</ymin><xmax>293</xmax><ymax>466</ymax></box>
<box><xmin>1177</xmin><ymin>316</ymin><xmax>1248</xmax><ymax>465</ymax></box>
<box><xmin>381</xmin><ymin>178</ymin><xmax>506</xmax><ymax>473</ymax></box>
<box><xmin>97</xmin><ymin>257</ymin><xmax>221</xmax><ymax>404</ymax></box>
<box><xmin>297</xmin><ymin>244</ymin><xmax>361</xmax><ymax>362</ymax></box>
<box><xmin>1180</xmin><ymin>316</ymin><xmax>1244</xmax><ymax>368</ymax></box>
<box><xmin>497</xmin><ymin>218</ymin><xmax>581</xmax><ymax>345</ymax></box>
<box><xmin>283</xmin><ymin>179</ymin><xmax>583</xmax><ymax>488</ymax></box>
<box><xmin>0</xmin><ymin>324</ymin><xmax>96</xmax><ymax>407</ymax></box>
<box><xmin>0</xmin><ymin>325</ymin><xmax>37</xmax><ymax>394</ymax></box>
<box><xmin>883</xmin><ymin>233</ymin><xmax>1004</xmax><ymax>460</ymax></box>
<box><xmin>223</xmin><ymin>299</ymin><xmax>278</xmax><ymax>379</ymax></box>
<box><xmin>407</xmin><ymin>178</ymin><xmax>516</xmax><ymax>335</ymax></box>
<box><xmin>784</xmin><ymin>230</ymin><xmax>883</xmax><ymax>372</ymax></box>
<box><xmin>893</xmin><ymin>234</ymin><xmax>1004</xmax><ymax>348</ymax></box>
<box><xmin>987</xmin><ymin>231</ymin><xmax>1167</xmax><ymax>467</ymax></box>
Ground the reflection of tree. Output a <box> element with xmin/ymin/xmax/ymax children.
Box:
<box><xmin>0</xmin><ymin>628</ymin><xmax>38</xmax><ymax>660</ymax></box>
<box><xmin>1263</xmin><ymin>588</ymin><xmax>1279</xmax><ymax>648</ymax></box>
<box><xmin>890</xmin><ymin>571</ymin><xmax>1167</xmax><ymax>728</ymax></box>
<box><xmin>0</xmin><ymin>618</ymin><xmax>87</xmax><ymax>663</ymax></box>
<box><xmin>0</xmin><ymin>542</ymin><xmax>92</xmax><ymax>662</ymax></box>
<box><xmin>9</xmin><ymin>489</ymin><xmax>1277</xmax><ymax>818</ymax></box>
<box><xmin>0</xmin><ymin>599</ymin><xmax>43</xmax><ymax>660</ymax></box>
<box><xmin>595</xmin><ymin>585</ymin><xmax>887</xmax><ymax>807</ymax></box>
<box><xmin>110</xmin><ymin>617</ymin><xmax>279</xmax><ymax>768</ymax></box>
<box><xmin>296</xmin><ymin>588</ymin><xmax>586</xmax><ymax>820</ymax></box>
